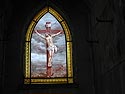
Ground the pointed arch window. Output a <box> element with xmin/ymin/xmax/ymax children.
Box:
<box><xmin>24</xmin><ymin>7</ymin><xmax>73</xmax><ymax>84</ymax></box>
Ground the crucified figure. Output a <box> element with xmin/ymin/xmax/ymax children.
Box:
<box><xmin>34</xmin><ymin>22</ymin><xmax>62</xmax><ymax>77</ymax></box>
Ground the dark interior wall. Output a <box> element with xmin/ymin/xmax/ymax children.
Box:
<box><xmin>0</xmin><ymin>0</ymin><xmax>13</xmax><ymax>93</ymax></box>
<box><xmin>90</xmin><ymin>0</ymin><xmax>125</xmax><ymax>94</ymax></box>
<box><xmin>1</xmin><ymin>0</ymin><xmax>93</xmax><ymax>94</ymax></box>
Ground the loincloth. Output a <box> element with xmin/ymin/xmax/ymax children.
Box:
<box><xmin>47</xmin><ymin>45</ymin><xmax>57</xmax><ymax>53</ymax></box>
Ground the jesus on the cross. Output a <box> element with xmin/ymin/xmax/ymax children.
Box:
<box><xmin>34</xmin><ymin>22</ymin><xmax>62</xmax><ymax>77</ymax></box>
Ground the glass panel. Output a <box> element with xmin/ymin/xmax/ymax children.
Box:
<box><xmin>31</xmin><ymin>13</ymin><xmax>67</xmax><ymax>78</ymax></box>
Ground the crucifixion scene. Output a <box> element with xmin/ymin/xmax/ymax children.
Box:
<box><xmin>31</xmin><ymin>13</ymin><xmax>66</xmax><ymax>78</ymax></box>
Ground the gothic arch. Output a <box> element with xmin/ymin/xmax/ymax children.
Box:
<box><xmin>24</xmin><ymin>7</ymin><xmax>73</xmax><ymax>84</ymax></box>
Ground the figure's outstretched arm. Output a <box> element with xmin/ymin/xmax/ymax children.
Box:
<box><xmin>34</xmin><ymin>29</ymin><xmax>45</xmax><ymax>39</ymax></box>
<box><xmin>52</xmin><ymin>30</ymin><xmax>63</xmax><ymax>37</ymax></box>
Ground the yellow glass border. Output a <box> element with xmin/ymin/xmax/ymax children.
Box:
<box><xmin>67</xmin><ymin>42</ymin><xmax>73</xmax><ymax>78</ymax></box>
<box><xmin>25</xmin><ymin>42</ymin><xmax>30</xmax><ymax>78</ymax></box>
<box><xmin>26</xmin><ymin>21</ymin><xmax>36</xmax><ymax>41</ymax></box>
<box><xmin>61</xmin><ymin>21</ymin><xmax>71</xmax><ymax>41</ymax></box>
<box><xmin>25</xmin><ymin>7</ymin><xmax>73</xmax><ymax>84</ymax></box>
<box><xmin>31</xmin><ymin>78</ymin><xmax>67</xmax><ymax>84</ymax></box>
<box><xmin>33</xmin><ymin>7</ymin><xmax>48</xmax><ymax>22</ymax></box>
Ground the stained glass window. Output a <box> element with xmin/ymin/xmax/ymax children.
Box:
<box><xmin>24</xmin><ymin>7</ymin><xmax>73</xmax><ymax>84</ymax></box>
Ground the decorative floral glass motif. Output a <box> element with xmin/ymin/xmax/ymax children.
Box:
<box><xmin>24</xmin><ymin>7</ymin><xmax>73</xmax><ymax>84</ymax></box>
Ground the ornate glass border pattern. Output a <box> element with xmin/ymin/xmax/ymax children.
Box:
<box><xmin>24</xmin><ymin>7</ymin><xmax>73</xmax><ymax>84</ymax></box>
